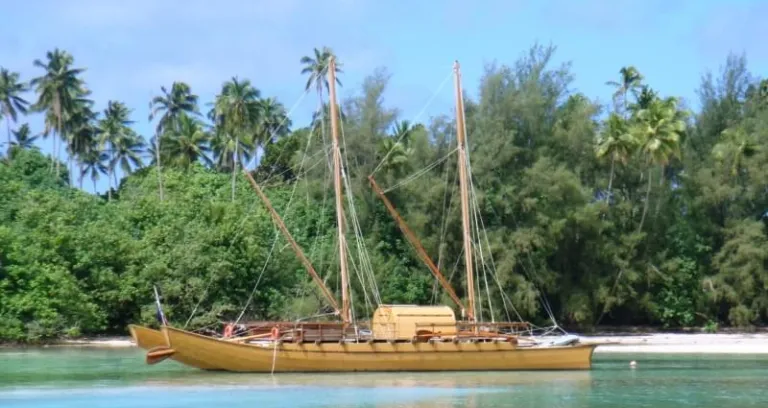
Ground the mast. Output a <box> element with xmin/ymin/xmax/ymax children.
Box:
<box><xmin>243</xmin><ymin>170</ymin><xmax>342</xmax><ymax>316</ymax></box>
<box><xmin>328</xmin><ymin>56</ymin><xmax>351</xmax><ymax>324</ymax></box>
<box><xmin>368</xmin><ymin>175</ymin><xmax>469</xmax><ymax>318</ymax></box>
<box><xmin>453</xmin><ymin>61</ymin><xmax>476</xmax><ymax>322</ymax></box>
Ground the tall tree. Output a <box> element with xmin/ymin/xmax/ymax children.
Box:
<box><xmin>633</xmin><ymin>96</ymin><xmax>687</xmax><ymax>232</ymax></box>
<box><xmin>79</xmin><ymin>140</ymin><xmax>108</xmax><ymax>192</ymax></box>
<box><xmin>97</xmin><ymin>101</ymin><xmax>135</xmax><ymax>200</ymax></box>
<box><xmin>595</xmin><ymin>113</ymin><xmax>637</xmax><ymax>200</ymax></box>
<box><xmin>606</xmin><ymin>66</ymin><xmax>643</xmax><ymax>117</ymax></box>
<box><xmin>0</xmin><ymin>68</ymin><xmax>30</xmax><ymax>148</ymax></box>
<box><xmin>257</xmin><ymin>97</ymin><xmax>291</xmax><ymax>145</ymax></box>
<box><xmin>65</xmin><ymin>92</ymin><xmax>97</xmax><ymax>186</ymax></box>
<box><xmin>300</xmin><ymin>47</ymin><xmax>343</xmax><ymax>103</ymax></box>
<box><xmin>7</xmin><ymin>123</ymin><xmax>37</xmax><ymax>156</ymax></box>
<box><xmin>162</xmin><ymin>113</ymin><xmax>211</xmax><ymax>169</ymax></box>
<box><xmin>210</xmin><ymin>77</ymin><xmax>260</xmax><ymax>200</ymax></box>
<box><xmin>149</xmin><ymin>82</ymin><xmax>199</xmax><ymax>200</ymax></box>
<box><xmin>30</xmin><ymin>49</ymin><xmax>86</xmax><ymax>178</ymax></box>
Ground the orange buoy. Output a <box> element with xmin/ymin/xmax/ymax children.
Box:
<box><xmin>271</xmin><ymin>326</ymin><xmax>280</xmax><ymax>340</ymax></box>
<box><xmin>223</xmin><ymin>324</ymin><xmax>234</xmax><ymax>338</ymax></box>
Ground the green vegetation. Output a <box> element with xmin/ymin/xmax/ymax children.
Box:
<box><xmin>1</xmin><ymin>44</ymin><xmax>767</xmax><ymax>343</ymax></box>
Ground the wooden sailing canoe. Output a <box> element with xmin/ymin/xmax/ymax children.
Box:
<box><xmin>156</xmin><ymin>326</ymin><xmax>597</xmax><ymax>372</ymax></box>
<box><xmin>128</xmin><ymin>324</ymin><xmax>167</xmax><ymax>350</ymax></box>
<box><xmin>128</xmin><ymin>324</ymin><xmax>179</xmax><ymax>365</ymax></box>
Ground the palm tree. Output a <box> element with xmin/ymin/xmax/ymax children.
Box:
<box><xmin>300</xmin><ymin>47</ymin><xmax>343</xmax><ymax>103</ymax></box>
<box><xmin>79</xmin><ymin>140</ymin><xmax>109</xmax><ymax>192</ymax></box>
<box><xmin>97</xmin><ymin>101</ymin><xmax>135</xmax><ymax>200</ymax></box>
<box><xmin>30</xmin><ymin>49</ymin><xmax>86</xmax><ymax>178</ymax></box>
<box><xmin>632</xmin><ymin>96</ymin><xmax>686</xmax><ymax>232</ymax></box>
<box><xmin>65</xmin><ymin>93</ymin><xmax>97</xmax><ymax>186</ymax></box>
<box><xmin>162</xmin><ymin>113</ymin><xmax>211</xmax><ymax>169</ymax></box>
<box><xmin>391</xmin><ymin>120</ymin><xmax>413</xmax><ymax>146</ymax></box>
<box><xmin>109</xmin><ymin>130</ymin><xmax>145</xmax><ymax>188</ymax></box>
<box><xmin>210</xmin><ymin>77</ymin><xmax>260</xmax><ymax>200</ymax></box>
<box><xmin>712</xmin><ymin>126</ymin><xmax>759</xmax><ymax>178</ymax></box>
<box><xmin>301</xmin><ymin>47</ymin><xmax>342</xmax><ymax>151</ymax></box>
<box><xmin>606</xmin><ymin>66</ymin><xmax>643</xmax><ymax>117</ymax></box>
<box><xmin>149</xmin><ymin>82</ymin><xmax>199</xmax><ymax>201</ymax></box>
<box><xmin>7</xmin><ymin>123</ymin><xmax>37</xmax><ymax>157</ymax></box>
<box><xmin>377</xmin><ymin>138</ymin><xmax>411</xmax><ymax>178</ymax></box>
<box><xmin>257</xmin><ymin>97</ymin><xmax>291</xmax><ymax>144</ymax></box>
<box><xmin>0</xmin><ymin>68</ymin><xmax>30</xmax><ymax>147</ymax></box>
<box><xmin>595</xmin><ymin>113</ymin><xmax>638</xmax><ymax>201</ymax></box>
<box><xmin>628</xmin><ymin>85</ymin><xmax>658</xmax><ymax>115</ymax></box>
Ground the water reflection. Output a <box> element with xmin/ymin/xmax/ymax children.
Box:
<box><xmin>136</xmin><ymin>370</ymin><xmax>591</xmax><ymax>388</ymax></box>
<box><xmin>2</xmin><ymin>348</ymin><xmax>768</xmax><ymax>408</ymax></box>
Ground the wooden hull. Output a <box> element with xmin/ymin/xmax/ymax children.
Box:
<box><xmin>161</xmin><ymin>326</ymin><xmax>597</xmax><ymax>372</ymax></box>
<box><xmin>128</xmin><ymin>324</ymin><xmax>168</xmax><ymax>350</ymax></box>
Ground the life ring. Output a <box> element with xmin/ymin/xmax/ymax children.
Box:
<box><xmin>270</xmin><ymin>326</ymin><xmax>280</xmax><ymax>340</ymax></box>
<box><xmin>223</xmin><ymin>324</ymin><xmax>234</xmax><ymax>338</ymax></box>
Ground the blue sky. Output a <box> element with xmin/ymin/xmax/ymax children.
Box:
<box><xmin>2</xmin><ymin>0</ymin><xmax>767</xmax><ymax>194</ymax></box>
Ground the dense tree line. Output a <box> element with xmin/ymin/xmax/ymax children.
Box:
<box><xmin>1</xmin><ymin>44</ymin><xmax>767</xmax><ymax>342</ymax></box>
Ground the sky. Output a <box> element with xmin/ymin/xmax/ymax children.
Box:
<box><xmin>2</xmin><ymin>0</ymin><xmax>767</xmax><ymax>194</ymax></box>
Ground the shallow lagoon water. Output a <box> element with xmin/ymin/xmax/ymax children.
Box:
<box><xmin>1</xmin><ymin>347</ymin><xmax>767</xmax><ymax>407</ymax></box>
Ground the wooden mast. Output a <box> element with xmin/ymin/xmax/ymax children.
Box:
<box><xmin>328</xmin><ymin>56</ymin><xmax>351</xmax><ymax>324</ymax></box>
<box><xmin>453</xmin><ymin>60</ymin><xmax>476</xmax><ymax>322</ymax></box>
<box><xmin>242</xmin><ymin>170</ymin><xmax>342</xmax><ymax>316</ymax></box>
<box><xmin>368</xmin><ymin>175</ymin><xmax>469</xmax><ymax>318</ymax></box>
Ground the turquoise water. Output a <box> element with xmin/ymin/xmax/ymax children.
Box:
<box><xmin>1</xmin><ymin>347</ymin><xmax>767</xmax><ymax>407</ymax></box>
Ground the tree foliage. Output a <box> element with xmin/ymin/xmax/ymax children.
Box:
<box><xmin>1</xmin><ymin>44</ymin><xmax>768</xmax><ymax>342</ymax></box>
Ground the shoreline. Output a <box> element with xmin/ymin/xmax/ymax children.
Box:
<box><xmin>3</xmin><ymin>332</ymin><xmax>768</xmax><ymax>354</ymax></box>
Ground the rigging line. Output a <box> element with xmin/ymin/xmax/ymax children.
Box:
<box><xmin>233</xmin><ymin>103</ymin><xmax>324</xmax><ymax>325</ymax></box>
<box><xmin>469</xmin><ymin>182</ymin><xmax>496</xmax><ymax>323</ymax></box>
<box><xmin>432</xmin><ymin>245</ymin><xmax>463</xmax><ymax>306</ymax></box>
<box><xmin>343</xmin><ymin>154</ymin><xmax>382</xmax><ymax>305</ymax></box>
<box><xmin>468</xmin><ymin>160</ymin><xmax>554</xmax><ymax>326</ymax></box>
<box><xmin>257</xmin><ymin>146</ymin><xmax>331</xmax><ymax>185</ymax></box>
<box><xmin>234</xmin><ymin>228</ymin><xmax>280</xmax><ymax>326</ymax></box>
<box><xmin>460</xmin><ymin>105</ymin><xmax>559</xmax><ymax>329</ymax></box>
<box><xmin>381</xmin><ymin>148</ymin><xmax>458</xmax><ymax>193</ymax></box>
<box><xmin>338</xmin><ymin>114</ymin><xmax>382</xmax><ymax>305</ymax></box>
<box><xmin>183</xmin><ymin>273</ymin><xmax>217</xmax><ymax>329</ymax></box>
<box><xmin>475</xmin><ymin>170</ymin><xmax>559</xmax><ymax>325</ymax></box>
<box><xmin>464</xmin><ymin>159</ymin><xmax>504</xmax><ymax>323</ymax></box>
<box><xmin>344</xmin><ymin>236</ymin><xmax>374</xmax><ymax>315</ymax></box>
<box><xmin>181</xmin><ymin>177</ymin><xmax>278</xmax><ymax>328</ymax></box>
<box><xmin>434</xmin><ymin>149</ymin><xmax>458</xmax><ymax>302</ymax></box>
<box><xmin>243</xmin><ymin>88</ymin><xmax>310</xmax><ymax>173</ymax></box>
<box><xmin>370</xmin><ymin>68</ymin><xmax>455</xmax><ymax>176</ymax></box>
<box><xmin>468</xmin><ymin>176</ymin><xmax>519</xmax><ymax>323</ymax></box>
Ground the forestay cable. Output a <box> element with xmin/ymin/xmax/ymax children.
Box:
<box><xmin>370</xmin><ymin>68</ymin><xmax>454</xmax><ymax>176</ymax></box>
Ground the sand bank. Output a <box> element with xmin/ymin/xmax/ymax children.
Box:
<box><xmin>586</xmin><ymin>333</ymin><xmax>768</xmax><ymax>354</ymax></box>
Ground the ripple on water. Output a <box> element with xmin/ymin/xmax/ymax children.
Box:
<box><xmin>1</xmin><ymin>348</ymin><xmax>768</xmax><ymax>408</ymax></box>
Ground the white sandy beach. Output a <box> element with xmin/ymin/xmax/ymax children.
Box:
<box><xmin>55</xmin><ymin>333</ymin><xmax>768</xmax><ymax>354</ymax></box>
<box><xmin>586</xmin><ymin>333</ymin><xmax>768</xmax><ymax>354</ymax></box>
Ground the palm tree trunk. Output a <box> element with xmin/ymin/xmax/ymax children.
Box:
<box><xmin>113</xmin><ymin>163</ymin><xmax>119</xmax><ymax>192</ymax></box>
<box><xmin>606</xmin><ymin>155</ymin><xmax>616</xmax><ymax>201</ymax></box>
<box><xmin>107</xmin><ymin>166</ymin><xmax>113</xmax><ymax>201</ymax></box>
<box><xmin>654</xmin><ymin>165</ymin><xmax>666</xmax><ymax>217</ymax></box>
<box><xmin>155</xmin><ymin>133</ymin><xmax>164</xmax><ymax>201</ymax></box>
<box><xmin>231</xmin><ymin>137</ymin><xmax>238</xmax><ymax>202</ymax></box>
<box><xmin>93</xmin><ymin>177</ymin><xmax>97</xmax><ymax>195</ymax></box>
<box><xmin>638</xmin><ymin>168</ymin><xmax>652</xmax><ymax>233</ymax></box>
<box><xmin>55</xmin><ymin>94</ymin><xmax>62</xmax><ymax>178</ymax></box>
<box><xmin>51</xmin><ymin>134</ymin><xmax>56</xmax><ymax>173</ymax></box>
<box><xmin>5</xmin><ymin>116</ymin><xmax>11</xmax><ymax>149</ymax></box>
<box><xmin>68</xmin><ymin>153</ymin><xmax>74</xmax><ymax>186</ymax></box>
